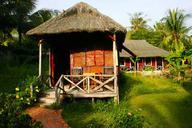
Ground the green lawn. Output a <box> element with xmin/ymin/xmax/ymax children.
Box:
<box><xmin>123</xmin><ymin>73</ymin><xmax>192</xmax><ymax>128</ymax></box>
<box><xmin>0</xmin><ymin>64</ymin><xmax>38</xmax><ymax>93</ymax></box>
<box><xmin>61</xmin><ymin>72</ymin><xmax>192</xmax><ymax>128</ymax></box>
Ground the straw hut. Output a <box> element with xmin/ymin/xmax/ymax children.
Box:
<box><xmin>27</xmin><ymin>2</ymin><xmax>126</xmax><ymax>103</ymax></box>
<box><xmin>120</xmin><ymin>40</ymin><xmax>169</xmax><ymax>71</ymax></box>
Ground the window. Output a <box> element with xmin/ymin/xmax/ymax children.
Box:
<box><xmin>103</xmin><ymin>66</ymin><xmax>114</xmax><ymax>74</ymax></box>
<box><xmin>120</xmin><ymin>58</ymin><xmax>125</xmax><ymax>66</ymax></box>
<box><xmin>145</xmin><ymin>58</ymin><xmax>151</xmax><ymax>66</ymax></box>
<box><xmin>72</xmin><ymin>67</ymin><xmax>83</xmax><ymax>75</ymax></box>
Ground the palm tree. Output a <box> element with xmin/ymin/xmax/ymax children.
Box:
<box><xmin>28</xmin><ymin>9</ymin><xmax>60</xmax><ymax>28</ymax></box>
<box><xmin>129</xmin><ymin>12</ymin><xmax>148</xmax><ymax>31</ymax></box>
<box><xmin>162</xmin><ymin>9</ymin><xmax>191</xmax><ymax>52</ymax></box>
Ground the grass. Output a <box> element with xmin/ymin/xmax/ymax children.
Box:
<box><xmin>0</xmin><ymin>54</ymin><xmax>48</xmax><ymax>93</ymax></box>
<box><xmin>61</xmin><ymin>99</ymin><xmax>114</xmax><ymax>128</ymax></box>
<box><xmin>61</xmin><ymin>72</ymin><xmax>192</xmax><ymax>128</ymax></box>
<box><xmin>0</xmin><ymin>64</ymin><xmax>38</xmax><ymax>93</ymax></box>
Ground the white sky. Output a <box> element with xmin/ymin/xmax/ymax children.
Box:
<box><xmin>35</xmin><ymin>0</ymin><xmax>192</xmax><ymax>28</ymax></box>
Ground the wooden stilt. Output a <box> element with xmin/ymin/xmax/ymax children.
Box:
<box><xmin>162</xmin><ymin>58</ymin><xmax>164</xmax><ymax>70</ymax></box>
<box><xmin>92</xmin><ymin>98</ymin><xmax>95</xmax><ymax>104</ymax></box>
<box><xmin>48</xmin><ymin>48</ymin><xmax>52</xmax><ymax>87</ymax></box>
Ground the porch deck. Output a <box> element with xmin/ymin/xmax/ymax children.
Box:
<box><xmin>55</xmin><ymin>74</ymin><xmax>118</xmax><ymax>102</ymax></box>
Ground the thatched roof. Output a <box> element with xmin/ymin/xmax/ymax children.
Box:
<box><xmin>26</xmin><ymin>2</ymin><xmax>126</xmax><ymax>36</ymax></box>
<box><xmin>120</xmin><ymin>40</ymin><xmax>169</xmax><ymax>57</ymax></box>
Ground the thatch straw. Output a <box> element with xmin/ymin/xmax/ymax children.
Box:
<box><xmin>120</xmin><ymin>40</ymin><xmax>169</xmax><ymax>57</ymax></box>
<box><xmin>26</xmin><ymin>2</ymin><xmax>126</xmax><ymax>36</ymax></box>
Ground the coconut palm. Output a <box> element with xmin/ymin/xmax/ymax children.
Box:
<box><xmin>162</xmin><ymin>9</ymin><xmax>191</xmax><ymax>52</ymax></box>
<box><xmin>129</xmin><ymin>12</ymin><xmax>148</xmax><ymax>31</ymax></box>
<box><xmin>28</xmin><ymin>9</ymin><xmax>60</xmax><ymax>28</ymax></box>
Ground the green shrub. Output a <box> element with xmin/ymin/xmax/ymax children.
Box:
<box><xmin>112</xmin><ymin>108</ymin><xmax>144</xmax><ymax>128</ymax></box>
<box><xmin>15</xmin><ymin>76</ymin><xmax>47</xmax><ymax>106</ymax></box>
<box><xmin>86</xmin><ymin>119</ymin><xmax>104</xmax><ymax>128</ymax></box>
<box><xmin>143</xmin><ymin>65</ymin><xmax>153</xmax><ymax>71</ymax></box>
<box><xmin>0</xmin><ymin>93</ymin><xmax>43</xmax><ymax>128</ymax></box>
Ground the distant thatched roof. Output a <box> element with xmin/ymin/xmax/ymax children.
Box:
<box><xmin>120</xmin><ymin>40</ymin><xmax>169</xmax><ymax>57</ymax></box>
<box><xmin>26</xmin><ymin>2</ymin><xmax>126</xmax><ymax>36</ymax></box>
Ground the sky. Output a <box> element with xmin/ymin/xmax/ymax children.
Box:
<box><xmin>35</xmin><ymin>0</ymin><xmax>192</xmax><ymax>28</ymax></box>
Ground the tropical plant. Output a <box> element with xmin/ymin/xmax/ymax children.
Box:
<box><xmin>15</xmin><ymin>76</ymin><xmax>47</xmax><ymax>106</ymax></box>
<box><xmin>0</xmin><ymin>93</ymin><xmax>43</xmax><ymax>128</ymax></box>
<box><xmin>28</xmin><ymin>9</ymin><xmax>60</xmax><ymax>28</ymax></box>
<box><xmin>129</xmin><ymin>57</ymin><xmax>140</xmax><ymax>71</ymax></box>
<box><xmin>161</xmin><ymin>9</ymin><xmax>192</xmax><ymax>52</ymax></box>
<box><xmin>165</xmin><ymin>50</ymin><xmax>191</xmax><ymax>81</ymax></box>
<box><xmin>129</xmin><ymin>12</ymin><xmax>148</xmax><ymax>31</ymax></box>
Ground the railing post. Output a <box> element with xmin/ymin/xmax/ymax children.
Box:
<box><xmin>87</xmin><ymin>76</ymin><xmax>90</xmax><ymax>93</ymax></box>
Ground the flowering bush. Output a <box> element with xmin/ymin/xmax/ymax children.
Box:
<box><xmin>0</xmin><ymin>93</ymin><xmax>43</xmax><ymax>128</ymax></box>
<box><xmin>15</xmin><ymin>76</ymin><xmax>47</xmax><ymax>106</ymax></box>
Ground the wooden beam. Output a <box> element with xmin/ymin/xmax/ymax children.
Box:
<box><xmin>66</xmin><ymin>92</ymin><xmax>117</xmax><ymax>98</ymax></box>
<box><xmin>89</xmin><ymin>77</ymin><xmax>114</xmax><ymax>92</ymax></box>
<box><xmin>93</xmin><ymin>76</ymin><xmax>115</xmax><ymax>91</ymax></box>
<box><xmin>64</xmin><ymin>76</ymin><xmax>87</xmax><ymax>93</ymax></box>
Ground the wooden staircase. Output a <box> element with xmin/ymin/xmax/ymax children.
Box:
<box><xmin>39</xmin><ymin>89</ymin><xmax>56</xmax><ymax>107</ymax></box>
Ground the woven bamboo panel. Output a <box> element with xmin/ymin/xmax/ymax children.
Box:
<box><xmin>104</xmin><ymin>50</ymin><xmax>113</xmax><ymax>66</ymax></box>
<box><xmin>73</xmin><ymin>52</ymin><xmax>85</xmax><ymax>67</ymax></box>
<box><xmin>86</xmin><ymin>51</ymin><xmax>95</xmax><ymax>66</ymax></box>
<box><xmin>84</xmin><ymin>66</ymin><xmax>103</xmax><ymax>74</ymax></box>
<box><xmin>95</xmin><ymin>50</ymin><xmax>104</xmax><ymax>66</ymax></box>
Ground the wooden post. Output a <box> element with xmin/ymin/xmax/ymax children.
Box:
<box><xmin>155</xmin><ymin>57</ymin><xmax>157</xmax><ymax>70</ymax></box>
<box><xmin>38</xmin><ymin>40</ymin><xmax>43</xmax><ymax>77</ymax></box>
<box><xmin>30</xmin><ymin>84</ymin><xmax>33</xmax><ymax>98</ymax></box>
<box><xmin>162</xmin><ymin>58</ymin><xmax>164</xmax><ymax>70</ymax></box>
<box><xmin>87</xmin><ymin>77</ymin><xmax>90</xmax><ymax>93</ymax></box>
<box><xmin>48</xmin><ymin>48</ymin><xmax>52</xmax><ymax>87</ymax></box>
<box><xmin>113</xmin><ymin>33</ymin><xmax>119</xmax><ymax>104</ymax></box>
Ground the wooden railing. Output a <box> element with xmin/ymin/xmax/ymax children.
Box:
<box><xmin>55</xmin><ymin>74</ymin><xmax>117</xmax><ymax>103</ymax></box>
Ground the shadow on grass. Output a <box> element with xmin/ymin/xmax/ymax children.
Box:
<box><xmin>139</xmin><ymin>94</ymin><xmax>192</xmax><ymax>128</ymax></box>
<box><xmin>119</xmin><ymin>72</ymin><xmax>142</xmax><ymax>100</ymax></box>
<box><xmin>182</xmin><ymin>81</ymin><xmax>192</xmax><ymax>94</ymax></box>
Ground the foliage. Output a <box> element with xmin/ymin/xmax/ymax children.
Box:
<box><xmin>161</xmin><ymin>9</ymin><xmax>192</xmax><ymax>52</ymax></box>
<box><xmin>0</xmin><ymin>0</ymin><xmax>37</xmax><ymax>43</ymax></box>
<box><xmin>143</xmin><ymin>65</ymin><xmax>153</xmax><ymax>71</ymax></box>
<box><xmin>15</xmin><ymin>76</ymin><xmax>47</xmax><ymax>106</ymax></box>
<box><xmin>129</xmin><ymin>12</ymin><xmax>149</xmax><ymax>31</ymax></box>
<box><xmin>112</xmin><ymin>108</ymin><xmax>144</xmax><ymax>128</ymax></box>
<box><xmin>0</xmin><ymin>93</ymin><xmax>43</xmax><ymax>128</ymax></box>
<box><xmin>28</xmin><ymin>9</ymin><xmax>60</xmax><ymax>28</ymax></box>
<box><xmin>165</xmin><ymin>50</ymin><xmax>192</xmax><ymax>81</ymax></box>
<box><xmin>129</xmin><ymin>57</ymin><xmax>140</xmax><ymax>71</ymax></box>
<box><xmin>127</xmin><ymin>28</ymin><xmax>163</xmax><ymax>47</ymax></box>
<box><xmin>61</xmin><ymin>99</ymin><xmax>145</xmax><ymax>128</ymax></box>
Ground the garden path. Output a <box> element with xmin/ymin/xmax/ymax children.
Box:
<box><xmin>27</xmin><ymin>107</ymin><xmax>69</xmax><ymax>128</ymax></box>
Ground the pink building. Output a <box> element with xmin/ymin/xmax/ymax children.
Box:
<box><xmin>120</xmin><ymin>40</ymin><xmax>169</xmax><ymax>71</ymax></box>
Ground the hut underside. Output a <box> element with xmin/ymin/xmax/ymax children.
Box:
<box><xmin>46</xmin><ymin>32</ymin><xmax>119</xmax><ymax>101</ymax></box>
